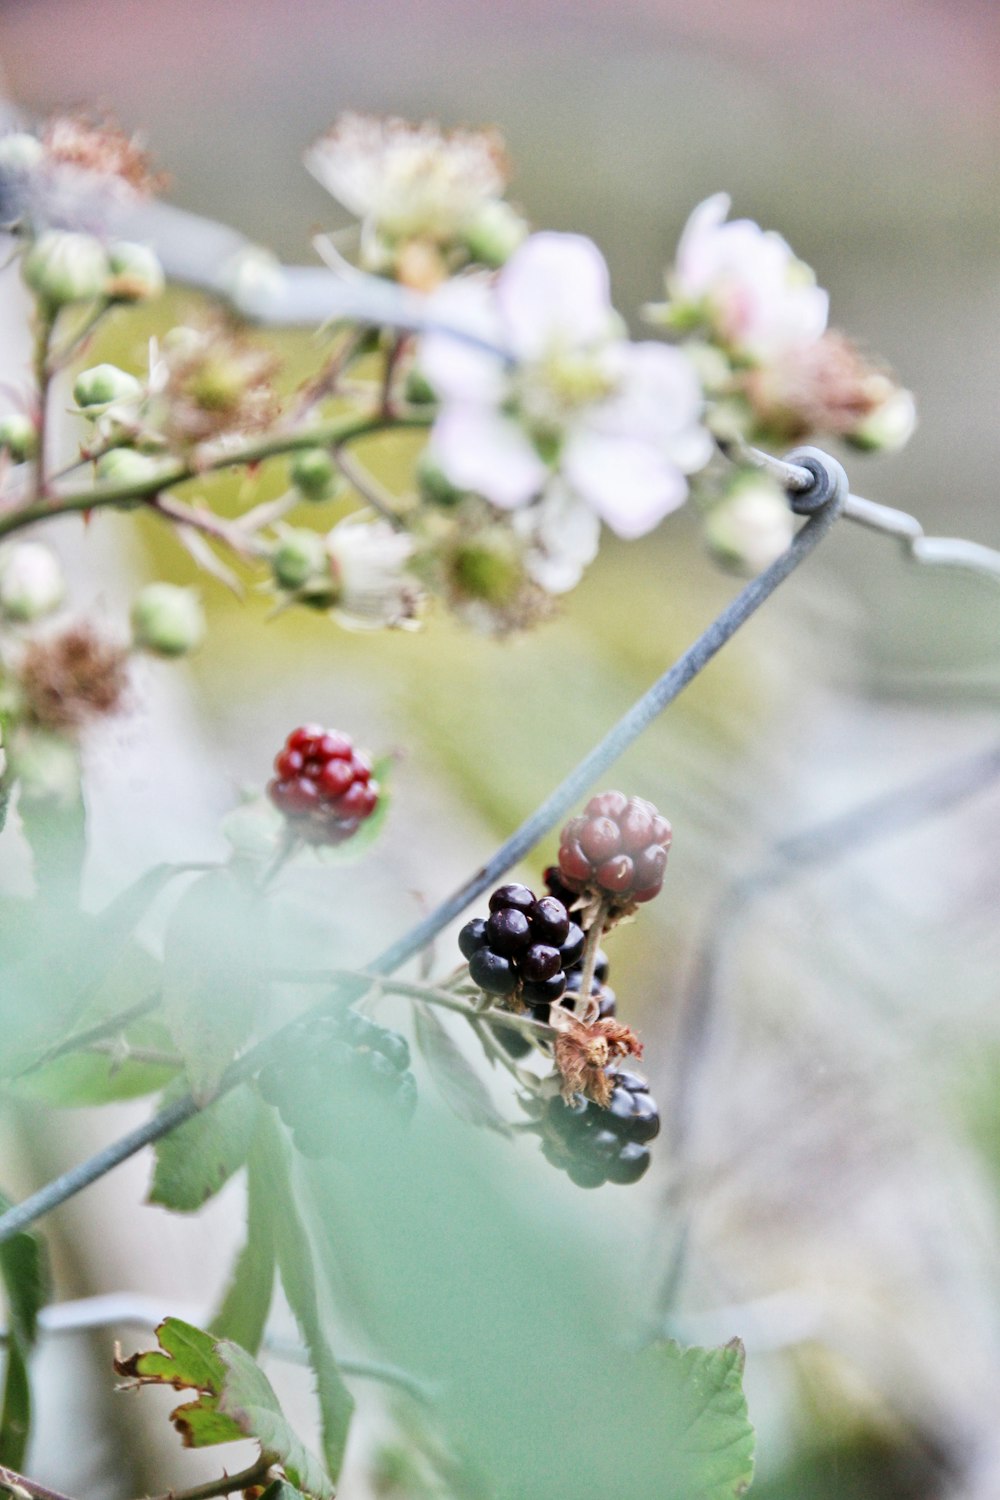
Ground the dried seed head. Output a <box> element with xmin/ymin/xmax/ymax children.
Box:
<box><xmin>19</xmin><ymin>623</ymin><xmax>129</xmax><ymax>732</ymax></box>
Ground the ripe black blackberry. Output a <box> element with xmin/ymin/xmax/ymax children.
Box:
<box><xmin>541</xmin><ymin>1066</ymin><xmax>660</xmax><ymax>1188</ymax></box>
<box><xmin>257</xmin><ymin>1008</ymin><xmax>416</xmax><ymax>1159</ymax></box>
<box><xmin>458</xmin><ymin>883</ymin><xmax>585</xmax><ymax>1005</ymax></box>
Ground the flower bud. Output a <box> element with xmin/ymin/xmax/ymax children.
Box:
<box><xmin>0</xmin><ymin>132</ymin><xmax>44</xmax><ymax>174</ymax></box>
<box><xmin>131</xmin><ymin>583</ymin><xmax>205</xmax><ymax>657</ymax></box>
<box><xmin>704</xmin><ymin>474</ymin><xmax>794</xmax><ymax>577</ymax></box>
<box><xmin>95</xmin><ymin>449</ymin><xmax>164</xmax><ymax>487</ymax></box>
<box><xmin>0</xmin><ymin>414</ymin><xmax>38</xmax><ymax>463</ymax></box>
<box><xmin>271</xmin><ymin>529</ymin><xmax>331</xmax><ymax>593</ymax></box>
<box><xmin>404</xmin><ymin>366</ymin><xmax>437</xmax><ymax>406</ymax></box>
<box><xmin>10</xmin><ymin>729</ymin><xmax>81</xmax><ymax>808</ymax></box>
<box><xmin>222</xmin><ymin>246</ymin><xmax>284</xmax><ymax>319</ymax></box>
<box><xmin>107</xmin><ymin>241</ymin><xmax>165</xmax><ymax>301</ymax></box>
<box><xmin>22</xmin><ymin>230</ymin><xmax>109</xmax><ymax>309</ymax></box>
<box><xmin>463</xmin><ymin>200</ymin><xmax>528</xmax><ymax>267</ymax></box>
<box><xmin>0</xmin><ymin>543</ymin><xmax>65</xmax><ymax>622</ymax></box>
<box><xmin>416</xmin><ymin>451</ymin><xmax>462</xmax><ymax>508</ymax></box>
<box><xmin>847</xmin><ymin>387</ymin><xmax>917</xmax><ymax>454</ymax></box>
<box><xmin>74</xmin><ymin>363</ymin><xmax>143</xmax><ymax>410</ymax></box>
<box><xmin>289</xmin><ymin>447</ymin><xmax>341</xmax><ymax>503</ymax></box>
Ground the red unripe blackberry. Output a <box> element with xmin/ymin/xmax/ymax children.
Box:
<box><xmin>267</xmin><ymin>724</ymin><xmax>380</xmax><ymax>845</ymax></box>
<box><xmin>556</xmin><ymin>791</ymin><xmax>672</xmax><ymax>905</ymax></box>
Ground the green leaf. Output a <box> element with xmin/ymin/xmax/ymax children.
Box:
<box><xmin>642</xmin><ymin>1340</ymin><xmax>755</xmax><ymax>1500</ymax></box>
<box><xmin>114</xmin><ymin>1317</ymin><xmax>334</xmax><ymax>1498</ymax></box>
<box><xmin>414</xmin><ymin>1005</ymin><xmax>511</xmax><ymax>1136</ymax></box>
<box><xmin>218</xmin><ymin>1340</ymin><xmax>333</xmax><ymax>1498</ymax></box>
<box><xmin>210</xmin><ymin>1144</ymin><xmax>276</xmax><ymax>1356</ymax></box>
<box><xmin>162</xmin><ymin>869</ymin><xmax>267</xmax><ymax>1101</ymax></box>
<box><xmin>259</xmin><ymin>1484</ymin><xmax>308</xmax><ymax>1500</ymax></box>
<box><xmin>254</xmin><ymin>1118</ymin><xmax>354</xmax><ymax>1481</ymax></box>
<box><xmin>0</xmin><ymin>1188</ymin><xmax>50</xmax><ymax>1467</ymax></box>
<box><xmin>0</xmin><ymin>1341</ymin><xmax>31</xmax><ymax>1468</ymax></box>
<box><xmin>149</xmin><ymin>1081</ymin><xmax>260</xmax><ymax>1213</ymax></box>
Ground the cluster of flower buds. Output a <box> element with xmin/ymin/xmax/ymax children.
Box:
<box><xmin>456</xmin><ymin>790</ymin><xmax>670</xmax><ymax>1188</ymax></box>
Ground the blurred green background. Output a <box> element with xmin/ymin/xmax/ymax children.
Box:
<box><xmin>1</xmin><ymin>2</ymin><xmax>1000</xmax><ymax>1496</ymax></box>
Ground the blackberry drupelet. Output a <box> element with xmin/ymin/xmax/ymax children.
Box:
<box><xmin>257</xmin><ymin>1008</ymin><xmax>415</xmax><ymax>1159</ymax></box>
<box><xmin>557</xmin><ymin>791</ymin><xmax>672</xmax><ymax>905</ymax></box>
<box><xmin>267</xmin><ymin>724</ymin><xmax>379</xmax><ymax>845</ymax></box>
<box><xmin>541</xmin><ymin>1066</ymin><xmax>660</xmax><ymax>1187</ymax></box>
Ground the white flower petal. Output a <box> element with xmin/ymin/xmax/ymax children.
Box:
<box><xmin>516</xmin><ymin>485</ymin><xmax>601</xmax><ymax>594</ymax></box>
<box><xmin>562</xmin><ymin>430</ymin><xmax>688</xmax><ymax>539</ymax></box>
<box><xmin>419</xmin><ymin>278</ymin><xmax>508</xmax><ymax>402</ymax></box>
<box><xmin>430</xmin><ymin>406</ymin><xmax>548</xmax><ymax>509</ymax></box>
<box><xmin>497</xmin><ymin>233</ymin><xmax>613</xmax><ymax>358</ymax></box>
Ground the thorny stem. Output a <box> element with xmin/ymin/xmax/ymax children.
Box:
<box><xmin>147</xmin><ymin>493</ymin><xmax>268</xmax><ymax>559</ymax></box>
<box><xmin>140</xmin><ymin>1457</ymin><xmax>273</xmax><ymax>1500</ymax></box>
<box><xmin>574</xmin><ymin>900</ymin><xmax>609</xmax><ymax>1022</ymax></box>
<box><xmin>0</xmin><ymin>485</ymin><xmax>844</xmax><ymax>1247</ymax></box>
<box><xmin>0</xmin><ymin>408</ymin><xmax>433</xmax><ymax>544</ymax></box>
<box><xmin>30</xmin><ymin>314</ymin><xmax>53</xmax><ymax>503</ymax></box>
<box><xmin>0</xmin><ymin>1465</ymin><xmax>77</xmax><ymax>1500</ymax></box>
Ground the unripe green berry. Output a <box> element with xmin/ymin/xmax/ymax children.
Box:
<box><xmin>107</xmin><ymin>241</ymin><xmax>165</xmax><ymax>301</ymax></box>
<box><xmin>272</xmin><ymin>529</ymin><xmax>330</xmax><ymax>592</ymax></box>
<box><xmin>22</xmin><ymin>230</ymin><xmax>109</xmax><ymax>309</ymax></box>
<box><xmin>131</xmin><ymin>583</ymin><xmax>205</xmax><ymax>658</ymax></box>
<box><xmin>464</xmin><ymin>200</ymin><xmax>528</xmax><ymax>267</ymax></box>
<box><xmin>74</xmin><ymin>363</ymin><xmax>143</xmax><ymax>410</ymax></box>
<box><xmin>417</xmin><ymin>451</ymin><xmax>462</xmax><ymax>508</ymax></box>
<box><xmin>0</xmin><ymin>414</ymin><xmax>37</xmax><ymax>463</ymax></box>
<box><xmin>847</xmin><ymin>388</ymin><xmax>917</xmax><ymax>454</ymax></box>
<box><xmin>95</xmin><ymin>449</ymin><xmax>164</xmax><ymax>488</ymax></box>
<box><xmin>0</xmin><ymin>542</ymin><xmax>65</xmax><ymax>622</ymax></box>
<box><xmin>404</xmin><ymin>366</ymin><xmax>437</xmax><ymax>406</ymax></box>
<box><xmin>290</xmin><ymin>447</ymin><xmax>341</xmax><ymax>503</ymax></box>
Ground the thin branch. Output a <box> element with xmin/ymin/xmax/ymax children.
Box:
<box><xmin>332</xmin><ymin>445</ymin><xmax>406</xmax><ymax>529</ymax></box>
<box><xmin>0</xmin><ymin>480</ymin><xmax>844</xmax><ymax>1246</ymax></box>
<box><xmin>139</xmin><ymin>1458</ymin><xmax>272</xmax><ymax>1500</ymax></box>
<box><xmin>0</xmin><ymin>1465</ymin><xmax>77</xmax><ymax>1500</ymax></box>
<box><xmin>0</xmin><ymin>409</ymin><xmax>433</xmax><ymax>544</ymax></box>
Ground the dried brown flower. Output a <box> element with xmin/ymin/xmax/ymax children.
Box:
<box><xmin>553</xmin><ymin>1015</ymin><xmax>643</xmax><ymax>1106</ymax></box>
<box><xmin>744</xmin><ymin>330</ymin><xmax>898</xmax><ymax>444</ymax></box>
<box><xmin>19</xmin><ymin>623</ymin><xmax>129</xmax><ymax>732</ymax></box>
<box><xmin>157</xmin><ymin>322</ymin><xmax>280</xmax><ymax>451</ymax></box>
<box><xmin>42</xmin><ymin>113</ymin><xmax>166</xmax><ymax>198</ymax></box>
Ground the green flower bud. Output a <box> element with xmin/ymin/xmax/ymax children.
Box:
<box><xmin>464</xmin><ymin>200</ymin><xmax>528</xmax><ymax>267</ymax></box>
<box><xmin>847</xmin><ymin>388</ymin><xmax>917</xmax><ymax>454</ymax></box>
<box><xmin>95</xmin><ymin>449</ymin><xmax>165</xmax><ymax>491</ymax></box>
<box><xmin>272</xmin><ymin>529</ymin><xmax>331</xmax><ymax>592</ymax></box>
<box><xmin>404</xmin><ymin>366</ymin><xmax>438</xmax><ymax>406</ymax></box>
<box><xmin>704</xmin><ymin>474</ymin><xmax>794</xmax><ymax>577</ymax></box>
<box><xmin>0</xmin><ymin>543</ymin><xmax>65</xmax><ymax>622</ymax></box>
<box><xmin>107</xmin><ymin>241</ymin><xmax>165</xmax><ymax>301</ymax></box>
<box><xmin>0</xmin><ymin>413</ymin><xmax>38</xmax><ymax>463</ymax></box>
<box><xmin>222</xmin><ymin>246</ymin><xmax>283</xmax><ymax>319</ymax></box>
<box><xmin>0</xmin><ymin>132</ymin><xmax>44</xmax><ymax>173</ymax></box>
<box><xmin>131</xmin><ymin>583</ymin><xmax>205</xmax><ymax>658</ymax></box>
<box><xmin>22</xmin><ymin>230</ymin><xmax>109</xmax><ymax>309</ymax></box>
<box><xmin>453</xmin><ymin>533</ymin><xmax>522</xmax><ymax>605</ymax></box>
<box><xmin>416</xmin><ymin>451</ymin><xmax>462</xmax><ymax>508</ymax></box>
<box><xmin>290</xmin><ymin>446</ymin><xmax>341</xmax><ymax>503</ymax></box>
<box><xmin>73</xmin><ymin>363</ymin><xmax>143</xmax><ymax>410</ymax></box>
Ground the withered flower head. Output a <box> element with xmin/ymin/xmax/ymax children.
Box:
<box><xmin>553</xmin><ymin>1015</ymin><xmax>643</xmax><ymax>1107</ymax></box>
<box><xmin>155</xmin><ymin>322</ymin><xmax>280</xmax><ymax>451</ymax></box>
<box><xmin>41</xmin><ymin>113</ymin><xmax>166</xmax><ymax>199</ymax></box>
<box><xmin>19</xmin><ymin>623</ymin><xmax>129</xmax><ymax>732</ymax></box>
<box><xmin>744</xmin><ymin>330</ymin><xmax>905</xmax><ymax>445</ymax></box>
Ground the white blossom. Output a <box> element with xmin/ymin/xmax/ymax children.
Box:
<box><xmin>668</xmin><ymin>193</ymin><xmax>829</xmax><ymax>362</ymax></box>
<box><xmin>420</xmin><ymin>233</ymin><xmax>712</xmax><ymax>541</ymax></box>
<box><xmin>325</xmin><ymin>517</ymin><xmax>423</xmax><ymax>630</ymax></box>
<box><xmin>306</xmin><ymin>114</ymin><xmax>513</xmax><ymax>280</ymax></box>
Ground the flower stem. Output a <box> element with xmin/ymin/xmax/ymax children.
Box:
<box><xmin>573</xmin><ymin>900</ymin><xmax>610</xmax><ymax>1022</ymax></box>
<box><xmin>0</xmin><ymin>1464</ymin><xmax>78</xmax><ymax>1500</ymax></box>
